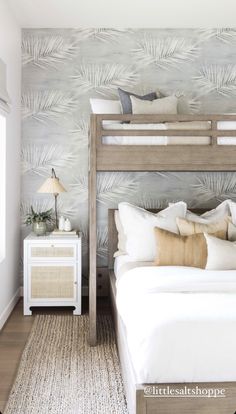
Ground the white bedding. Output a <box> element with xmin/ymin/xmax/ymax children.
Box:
<box><xmin>218</xmin><ymin>120</ymin><xmax>236</xmax><ymax>144</ymax></box>
<box><xmin>114</xmin><ymin>255</ymin><xmax>154</xmax><ymax>278</ymax></box>
<box><xmin>102</xmin><ymin>121</ymin><xmax>236</xmax><ymax>145</ymax></box>
<box><xmin>102</xmin><ymin>122</ymin><xmax>210</xmax><ymax>145</ymax></box>
<box><xmin>116</xmin><ymin>265</ymin><xmax>236</xmax><ymax>383</ymax></box>
<box><xmin>217</xmin><ymin>120</ymin><xmax>236</xmax><ymax>130</ymax></box>
<box><xmin>114</xmin><ymin>255</ymin><xmax>133</xmax><ymax>277</ymax></box>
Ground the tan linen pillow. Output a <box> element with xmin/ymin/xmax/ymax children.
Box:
<box><xmin>130</xmin><ymin>95</ymin><xmax>178</xmax><ymax>115</ymax></box>
<box><xmin>154</xmin><ymin>227</ymin><xmax>226</xmax><ymax>268</ymax></box>
<box><xmin>176</xmin><ymin>216</ymin><xmax>228</xmax><ymax>239</ymax></box>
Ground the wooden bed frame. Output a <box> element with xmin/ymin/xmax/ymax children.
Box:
<box><xmin>89</xmin><ymin>113</ymin><xmax>236</xmax><ymax>411</ymax></box>
<box><xmin>108</xmin><ymin>208</ymin><xmax>236</xmax><ymax>414</ymax></box>
<box><xmin>89</xmin><ymin>113</ymin><xmax>236</xmax><ymax>345</ymax></box>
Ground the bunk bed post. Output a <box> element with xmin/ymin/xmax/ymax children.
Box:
<box><xmin>89</xmin><ymin>114</ymin><xmax>97</xmax><ymax>346</ymax></box>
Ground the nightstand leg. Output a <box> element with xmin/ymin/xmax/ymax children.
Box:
<box><xmin>73</xmin><ymin>306</ymin><xmax>81</xmax><ymax>315</ymax></box>
<box><xmin>24</xmin><ymin>304</ymin><xmax>32</xmax><ymax>316</ymax></box>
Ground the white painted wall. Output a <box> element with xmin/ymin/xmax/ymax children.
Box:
<box><xmin>8</xmin><ymin>0</ymin><xmax>236</xmax><ymax>28</ymax></box>
<box><xmin>0</xmin><ymin>0</ymin><xmax>21</xmax><ymax>328</ymax></box>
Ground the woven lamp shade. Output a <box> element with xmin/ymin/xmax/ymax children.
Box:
<box><xmin>38</xmin><ymin>177</ymin><xmax>66</xmax><ymax>194</ymax></box>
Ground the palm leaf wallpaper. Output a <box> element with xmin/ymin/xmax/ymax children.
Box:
<box><xmin>21</xmin><ymin>144</ymin><xmax>77</xmax><ymax>176</ymax></box>
<box><xmin>22</xmin><ymin>28</ymin><xmax>236</xmax><ymax>283</ymax></box>
<box><xmin>195</xmin><ymin>64</ymin><xmax>236</xmax><ymax>96</ymax></box>
<box><xmin>199</xmin><ymin>29</ymin><xmax>236</xmax><ymax>44</ymax></box>
<box><xmin>133</xmin><ymin>35</ymin><xmax>199</xmax><ymax>70</ymax></box>
<box><xmin>22</xmin><ymin>90</ymin><xmax>78</xmax><ymax>123</ymax></box>
<box><xmin>75</xmin><ymin>28</ymin><xmax>132</xmax><ymax>43</ymax></box>
<box><xmin>22</xmin><ymin>34</ymin><xmax>78</xmax><ymax>68</ymax></box>
<box><xmin>72</xmin><ymin>63</ymin><xmax>139</xmax><ymax>95</ymax></box>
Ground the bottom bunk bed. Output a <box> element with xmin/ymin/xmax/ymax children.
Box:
<box><xmin>108</xmin><ymin>209</ymin><xmax>236</xmax><ymax>414</ymax></box>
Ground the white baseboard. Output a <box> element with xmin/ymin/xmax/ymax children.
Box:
<box><xmin>0</xmin><ymin>287</ymin><xmax>21</xmax><ymax>330</ymax></box>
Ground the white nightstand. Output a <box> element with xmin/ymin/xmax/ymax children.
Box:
<box><xmin>23</xmin><ymin>233</ymin><xmax>82</xmax><ymax>315</ymax></box>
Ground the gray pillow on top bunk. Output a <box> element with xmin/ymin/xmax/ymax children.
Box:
<box><xmin>118</xmin><ymin>87</ymin><xmax>160</xmax><ymax>114</ymax></box>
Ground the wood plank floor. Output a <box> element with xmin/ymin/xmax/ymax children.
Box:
<box><xmin>0</xmin><ymin>297</ymin><xmax>110</xmax><ymax>413</ymax></box>
<box><xmin>0</xmin><ymin>300</ymin><xmax>34</xmax><ymax>412</ymax></box>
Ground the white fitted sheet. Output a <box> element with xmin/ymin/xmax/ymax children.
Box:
<box><xmin>102</xmin><ymin>121</ymin><xmax>236</xmax><ymax>145</ymax></box>
<box><xmin>116</xmin><ymin>265</ymin><xmax>236</xmax><ymax>383</ymax></box>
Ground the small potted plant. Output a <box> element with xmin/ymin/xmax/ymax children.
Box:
<box><xmin>25</xmin><ymin>207</ymin><xmax>54</xmax><ymax>236</ymax></box>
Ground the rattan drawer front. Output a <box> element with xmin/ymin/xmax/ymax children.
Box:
<box><xmin>30</xmin><ymin>245</ymin><xmax>75</xmax><ymax>259</ymax></box>
<box><xmin>31</xmin><ymin>266</ymin><xmax>75</xmax><ymax>299</ymax></box>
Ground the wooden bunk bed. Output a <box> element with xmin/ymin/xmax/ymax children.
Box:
<box><xmin>89</xmin><ymin>113</ymin><xmax>236</xmax><ymax>413</ymax></box>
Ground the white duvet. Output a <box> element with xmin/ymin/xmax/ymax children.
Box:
<box><xmin>116</xmin><ymin>265</ymin><xmax>236</xmax><ymax>384</ymax></box>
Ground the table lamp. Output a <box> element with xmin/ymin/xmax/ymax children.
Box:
<box><xmin>37</xmin><ymin>168</ymin><xmax>67</xmax><ymax>228</ymax></box>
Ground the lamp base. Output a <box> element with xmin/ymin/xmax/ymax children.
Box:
<box><xmin>54</xmin><ymin>193</ymin><xmax>59</xmax><ymax>229</ymax></box>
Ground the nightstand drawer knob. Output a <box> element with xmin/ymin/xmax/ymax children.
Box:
<box><xmin>74</xmin><ymin>281</ymin><xmax>77</xmax><ymax>285</ymax></box>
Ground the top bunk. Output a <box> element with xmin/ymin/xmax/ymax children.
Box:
<box><xmin>90</xmin><ymin>114</ymin><xmax>236</xmax><ymax>171</ymax></box>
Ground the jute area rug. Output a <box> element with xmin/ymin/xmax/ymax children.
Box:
<box><xmin>4</xmin><ymin>314</ymin><xmax>128</xmax><ymax>414</ymax></box>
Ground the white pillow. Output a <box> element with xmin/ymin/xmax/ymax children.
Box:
<box><xmin>186</xmin><ymin>200</ymin><xmax>232</xmax><ymax>223</ymax></box>
<box><xmin>130</xmin><ymin>95</ymin><xmax>178</xmax><ymax>115</ymax></box>
<box><xmin>205</xmin><ymin>233</ymin><xmax>236</xmax><ymax>270</ymax></box>
<box><xmin>90</xmin><ymin>98</ymin><xmax>121</xmax><ymax>125</ymax></box>
<box><xmin>114</xmin><ymin>210</ymin><xmax>127</xmax><ymax>257</ymax></box>
<box><xmin>229</xmin><ymin>200</ymin><xmax>236</xmax><ymax>225</ymax></box>
<box><xmin>118</xmin><ymin>201</ymin><xmax>187</xmax><ymax>261</ymax></box>
<box><xmin>228</xmin><ymin>221</ymin><xmax>236</xmax><ymax>241</ymax></box>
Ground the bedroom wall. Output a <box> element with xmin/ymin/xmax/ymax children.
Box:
<box><xmin>21</xmin><ymin>28</ymin><xmax>236</xmax><ymax>283</ymax></box>
<box><xmin>0</xmin><ymin>0</ymin><xmax>21</xmax><ymax>328</ymax></box>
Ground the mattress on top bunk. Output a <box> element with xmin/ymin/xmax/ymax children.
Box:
<box><xmin>102</xmin><ymin>120</ymin><xmax>236</xmax><ymax>145</ymax></box>
<box><xmin>115</xmin><ymin>263</ymin><xmax>236</xmax><ymax>384</ymax></box>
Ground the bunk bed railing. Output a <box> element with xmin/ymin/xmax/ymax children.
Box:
<box><xmin>90</xmin><ymin>114</ymin><xmax>236</xmax><ymax>172</ymax></box>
